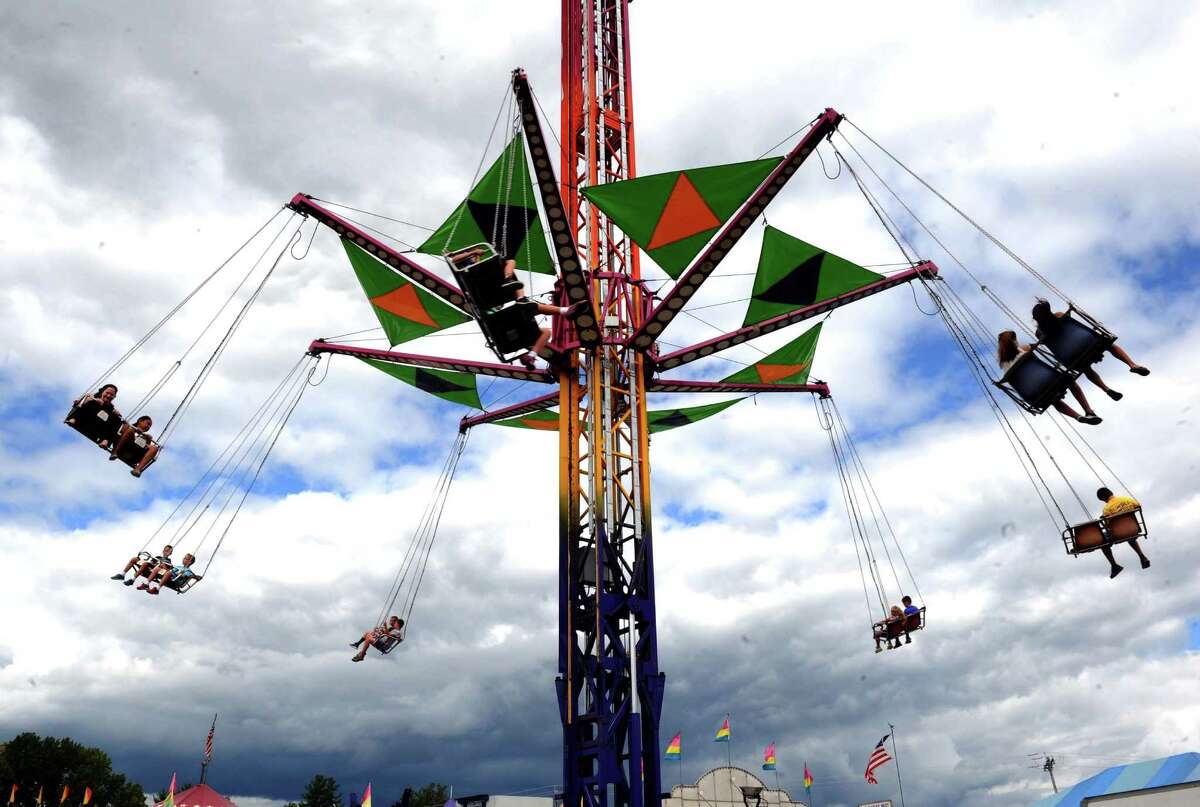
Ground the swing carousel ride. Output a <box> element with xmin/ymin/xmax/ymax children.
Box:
<box><xmin>64</xmin><ymin>2</ymin><xmax>1156</xmax><ymax>807</ymax></box>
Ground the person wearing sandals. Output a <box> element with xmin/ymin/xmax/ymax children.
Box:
<box><xmin>997</xmin><ymin>331</ymin><xmax>1103</xmax><ymax>424</ymax></box>
<box><xmin>1031</xmin><ymin>300</ymin><xmax>1150</xmax><ymax>402</ymax></box>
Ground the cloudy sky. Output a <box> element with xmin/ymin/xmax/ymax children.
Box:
<box><xmin>2</xmin><ymin>2</ymin><xmax>1199</xmax><ymax>807</ymax></box>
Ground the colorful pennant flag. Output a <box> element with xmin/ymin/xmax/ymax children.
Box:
<box><xmin>59</xmin><ymin>788</ymin><xmax>69</xmax><ymax>805</ymax></box>
<box><xmin>36</xmin><ymin>787</ymin><xmax>43</xmax><ymax>806</ymax></box>
<box><xmin>358</xmin><ymin>357</ymin><xmax>482</xmax><ymax>409</ymax></box>
<box><xmin>8</xmin><ymin>785</ymin><xmax>16</xmax><ymax>804</ymax></box>
<box><xmin>743</xmin><ymin>226</ymin><xmax>883</xmax><ymax>327</ymax></box>
<box><xmin>342</xmin><ymin>239</ymin><xmax>471</xmax><ymax>347</ymax></box>
<box><xmin>803</xmin><ymin>762</ymin><xmax>813</xmax><ymax>794</ymax></box>
<box><xmin>361</xmin><ymin>783</ymin><xmax>372</xmax><ymax>807</ymax></box>
<box><xmin>665</xmin><ymin>732</ymin><xmax>682</xmax><ymax>760</ymax></box>
<box><xmin>762</xmin><ymin>742</ymin><xmax>777</xmax><ymax>771</ymax></box>
<box><xmin>495</xmin><ymin>409</ymin><xmax>560</xmax><ymax>431</ymax></box>
<box><xmin>82</xmin><ymin>789</ymin><xmax>92</xmax><ymax>806</ymax></box>
<box><xmin>722</xmin><ymin>322</ymin><xmax>822</xmax><ymax>387</ymax></box>
<box><xmin>582</xmin><ymin>157</ymin><xmax>783</xmax><ymax>278</ymax></box>
<box><xmin>420</xmin><ymin>135</ymin><xmax>556</xmax><ymax>274</ymax></box>
<box><xmin>713</xmin><ymin>716</ymin><xmax>731</xmax><ymax>743</ymax></box>
<box><xmin>162</xmin><ymin>774</ymin><xmax>176</xmax><ymax>807</ymax></box>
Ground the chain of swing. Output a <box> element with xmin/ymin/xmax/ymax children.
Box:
<box><xmin>137</xmin><ymin>353</ymin><xmax>323</xmax><ymax>583</ymax></box>
<box><xmin>815</xmin><ymin>395</ymin><xmax>923</xmax><ymax>625</ymax></box>
<box><xmin>825</xmin><ymin>122</ymin><xmax>1136</xmax><ymax>532</ymax></box>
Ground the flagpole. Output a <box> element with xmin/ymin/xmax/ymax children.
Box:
<box><xmin>725</xmin><ymin>714</ymin><xmax>732</xmax><ymax>805</ymax></box>
<box><xmin>200</xmin><ymin>713</ymin><xmax>217</xmax><ymax>785</ymax></box>
<box><xmin>888</xmin><ymin>723</ymin><xmax>907</xmax><ymax>807</ymax></box>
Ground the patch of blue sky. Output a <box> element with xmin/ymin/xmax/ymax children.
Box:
<box><xmin>1116</xmin><ymin>240</ymin><xmax>1200</xmax><ymax>299</ymax></box>
<box><xmin>1189</xmin><ymin>618</ymin><xmax>1200</xmax><ymax>651</ymax></box>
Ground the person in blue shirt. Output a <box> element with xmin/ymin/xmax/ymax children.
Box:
<box><xmin>900</xmin><ymin>596</ymin><xmax>921</xmax><ymax>645</ymax></box>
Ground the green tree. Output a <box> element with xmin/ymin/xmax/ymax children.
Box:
<box><xmin>409</xmin><ymin>783</ymin><xmax>449</xmax><ymax>807</ymax></box>
<box><xmin>299</xmin><ymin>775</ymin><xmax>342</xmax><ymax>807</ymax></box>
<box><xmin>0</xmin><ymin>733</ymin><xmax>145</xmax><ymax>807</ymax></box>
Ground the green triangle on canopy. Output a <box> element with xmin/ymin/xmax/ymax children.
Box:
<box><xmin>342</xmin><ymin>239</ymin><xmax>470</xmax><ymax>346</ymax></box>
<box><xmin>743</xmin><ymin>226</ymin><xmax>883</xmax><ymax>327</ymax></box>
<box><xmin>647</xmin><ymin>397</ymin><xmax>744</xmax><ymax>433</ymax></box>
<box><xmin>358</xmin><ymin>357</ymin><xmax>482</xmax><ymax>409</ymax></box>
<box><xmin>419</xmin><ymin>135</ymin><xmax>555</xmax><ymax>275</ymax></box>
<box><xmin>722</xmin><ymin>323</ymin><xmax>823</xmax><ymax>386</ymax></box>
<box><xmin>495</xmin><ymin>409</ymin><xmax>561</xmax><ymax>431</ymax></box>
<box><xmin>581</xmin><ymin>157</ymin><xmax>783</xmax><ymax>278</ymax></box>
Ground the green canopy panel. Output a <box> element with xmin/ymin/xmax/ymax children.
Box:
<box><xmin>343</xmin><ymin>239</ymin><xmax>470</xmax><ymax>346</ymax></box>
<box><xmin>358</xmin><ymin>357</ymin><xmax>482</xmax><ymax>409</ymax></box>
<box><xmin>495</xmin><ymin>409</ymin><xmax>561</xmax><ymax>430</ymax></box>
<box><xmin>419</xmin><ymin>135</ymin><xmax>556</xmax><ymax>275</ymax></box>
<box><xmin>722</xmin><ymin>323</ymin><xmax>823</xmax><ymax>386</ymax></box>
<box><xmin>582</xmin><ymin>157</ymin><xmax>783</xmax><ymax>278</ymax></box>
<box><xmin>492</xmin><ymin>398</ymin><xmax>743</xmax><ymax>433</ymax></box>
<box><xmin>743</xmin><ymin>226</ymin><xmax>883</xmax><ymax>327</ymax></box>
<box><xmin>647</xmin><ymin>397</ymin><xmax>744</xmax><ymax>433</ymax></box>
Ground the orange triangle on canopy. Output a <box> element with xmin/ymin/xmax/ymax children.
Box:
<box><xmin>646</xmin><ymin>173</ymin><xmax>722</xmax><ymax>250</ymax></box>
<box><xmin>371</xmin><ymin>285</ymin><xmax>438</xmax><ymax>327</ymax></box>
<box><xmin>521</xmin><ymin>417</ymin><xmax>559</xmax><ymax>431</ymax></box>
<box><xmin>756</xmin><ymin>362</ymin><xmax>808</xmax><ymax>383</ymax></box>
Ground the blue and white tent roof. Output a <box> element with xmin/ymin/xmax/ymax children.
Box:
<box><xmin>1031</xmin><ymin>753</ymin><xmax>1200</xmax><ymax>806</ymax></box>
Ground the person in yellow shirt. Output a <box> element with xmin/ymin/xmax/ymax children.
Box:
<box><xmin>1097</xmin><ymin>487</ymin><xmax>1150</xmax><ymax>578</ymax></box>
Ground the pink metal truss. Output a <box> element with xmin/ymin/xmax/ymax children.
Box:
<box><xmin>306</xmin><ymin>340</ymin><xmax>555</xmax><ymax>383</ymax></box>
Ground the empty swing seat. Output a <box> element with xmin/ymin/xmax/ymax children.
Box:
<box><xmin>1062</xmin><ymin>507</ymin><xmax>1147</xmax><ymax>556</ymax></box>
<box><xmin>996</xmin><ymin>349</ymin><xmax>1075</xmax><ymax>414</ymax></box>
<box><xmin>445</xmin><ymin>243</ymin><xmax>523</xmax><ymax>313</ymax></box>
<box><xmin>1040</xmin><ymin>307</ymin><xmax>1116</xmax><ymax>371</ymax></box>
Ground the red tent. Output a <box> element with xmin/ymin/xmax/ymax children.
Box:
<box><xmin>155</xmin><ymin>784</ymin><xmax>239</xmax><ymax>807</ymax></box>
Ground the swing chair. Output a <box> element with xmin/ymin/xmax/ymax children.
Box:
<box><xmin>1036</xmin><ymin>304</ymin><xmax>1117</xmax><ymax>373</ymax></box>
<box><xmin>1062</xmin><ymin>505</ymin><xmax>1147</xmax><ymax>557</ymax></box>
<box><xmin>442</xmin><ymin>242</ymin><xmax>542</xmax><ymax>361</ymax></box>
<box><xmin>995</xmin><ymin>347</ymin><xmax>1077</xmax><ymax>415</ymax></box>
<box><xmin>817</xmin><ymin>396</ymin><xmax>927</xmax><ymax>654</ymax></box>
<box><xmin>115</xmin><ymin>353</ymin><xmax>321</xmax><ymax>595</ymax></box>
<box><xmin>352</xmin><ymin>429</ymin><xmax>471</xmax><ymax>662</ymax></box>
<box><xmin>64</xmin><ymin>208</ymin><xmax>305</xmax><ymax>477</ymax></box>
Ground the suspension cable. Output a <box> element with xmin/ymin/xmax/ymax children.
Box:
<box><xmin>80</xmin><ymin>207</ymin><xmax>287</xmax><ymax>397</ymax></box>
<box><xmin>843</xmin><ymin>117</ymin><xmax>1077</xmax><ymax>305</ymax></box>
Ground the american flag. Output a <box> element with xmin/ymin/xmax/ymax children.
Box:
<box><xmin>203</xmin><ymin>715</ymin><xmax>216</xmax><ymax>763</ymax></box>
<box><xmin>864</xmin><ymin>734</ymin><xmax>893</xmax><ymax>784</ymax></box>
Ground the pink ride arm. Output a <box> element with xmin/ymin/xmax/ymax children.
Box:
<box><xmin>459</xmin><ymin>390</ymin><xmax>561</xmax><ymax>432</ymax></box>
<box><xmin>648</xmin><ymin>379</ymin><xmax>831</xmax><ymax>397</ymax></box>
<box><xmin>288</xmin><ymin>194</ymin><xmax>469</xmax><ymax>311</ymax></box>
<box><xmin>307</xmin><ymin>341</ymin><xmax>556</xmax><ymax>383</ymax></box>
<box><xmin>629</xmin><ymin>108</ymin><xmax>845</xmax><ymax>351</ymax></box>
<box><xmin>654</xmin><ymin>261</ymin><xmax>939</xmax><ymax>372</ymax></box>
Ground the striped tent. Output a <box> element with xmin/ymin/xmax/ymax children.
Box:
<box><xmin>1030</xmin><ymin>753</ymin><xmax>1200</xmax><ymax>806</ymax></box>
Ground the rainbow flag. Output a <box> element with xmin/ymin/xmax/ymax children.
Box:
<box><xmin>162</xmin><ymin>775</ymin><xmax>176</xmax><ymax>807</ymax></box>
<box><xmin>762</xmin><ymin>743</ymin><xmax>776</xmax><ymax>771</ymax></box>
<box><xmin>713</xmin><ymin>716</ymin><xmax>730</xmax><ymax>743</ymax></box>
<box><xmin>361</xmin><ymin>784</ymin><xmax>372</xmax><ymax>807</ymax></box>
<box><xmin>83</xmin><ymin>789</ymin><xmax>92</xmax><ymax>806</ymax></box>
<box><xmin>665</xmin><ymin>732</ymin><xmax>682</xmax><ymax>760</ymax></box>
<box><xmin>804</xmin><ymin>762</ymin><xmax>813</xmax><ymax>793</ymax></box>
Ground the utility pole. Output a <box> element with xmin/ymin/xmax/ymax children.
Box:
<box><xmin>1043</xmin><ymin>756</ymin><xmax>1058</xmax><ymax>793</ymax></box>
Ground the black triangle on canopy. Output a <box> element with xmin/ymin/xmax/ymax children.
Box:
<box><xmin>467</xmin><ymin>200</ymin><xmax>536</xmax><ymax>259</ymax></box>
<box><xmin>413</xmin><ymin>368</ymin><xmax>472</xmax><ymax>395</ymax></box>
<box><xmin>652</xmin><ymin>411</ymin><xmax>694</xmax><ymax>430</ymax></box>
<box><xmin>756</xmin><ymin>253</ymin><xmax>826</xmax><ymax>307</ymax></box>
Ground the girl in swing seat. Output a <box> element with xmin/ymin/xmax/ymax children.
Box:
<box><xmin>350</xmin><ymin>615</ymin><xmax>406</xmax><ymax>662</ymax></box>
<box><xmin>997</xmin><ymin>331</ymin><xmax>1102</xmax><ymax>424</ymax></box>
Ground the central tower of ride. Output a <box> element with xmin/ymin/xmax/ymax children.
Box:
<box><xmin>556</xmin><ymin>3</ymin><xmax>661</xmax><ymax>807</ymax></box>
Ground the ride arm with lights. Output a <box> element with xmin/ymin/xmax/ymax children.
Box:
<box><xmin>628</xmin><ymin>108</ymin><xmax>845</xmax><ymax>351</ymax></box>
<box><xmin>287</xmin><ymin>194</ymin><xmax>470</xmax><ymax>311</ymax></box>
